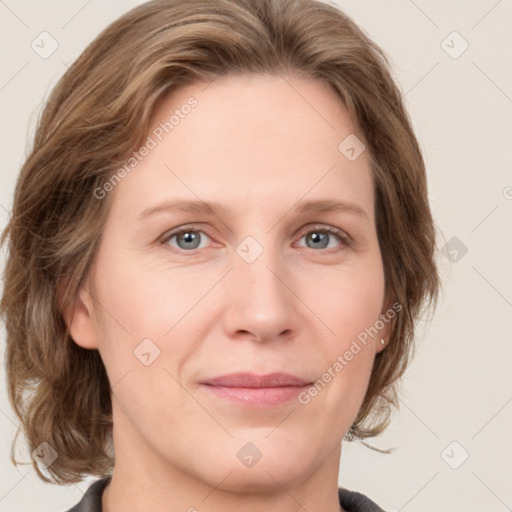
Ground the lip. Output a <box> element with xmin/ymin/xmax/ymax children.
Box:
<box><xmin>201</xmin><ymin>372</ymin><xmax>312</xmax><ymax>388</ymax></box>
<box><xmin>199</xmin><ymin>372</ymin><xmax>313</xmax><ymax>408</ymax></box>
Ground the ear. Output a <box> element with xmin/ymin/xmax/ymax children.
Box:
<box><xmin>58</xmin><ymin>274</ymin><xmax>99</xmax><ymax>350</ymax></box>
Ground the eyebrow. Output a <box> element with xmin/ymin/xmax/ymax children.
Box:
<box><xmin>138</xmin><ymin>198</ymin><xmax>369</xmax><ymax>221</ymax></box>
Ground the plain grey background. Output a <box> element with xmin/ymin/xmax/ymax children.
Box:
<box><xmin>1</xmin><ymin>1</ymin><xmax>511</xmax><ymax>511</ymax></box>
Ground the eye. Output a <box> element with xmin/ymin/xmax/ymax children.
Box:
<box><xmin>161</xmin><ymin>226</ymin><xmax>212</xmax><ymax>252</ymax></box>
<box><xmin>294</xmin><ymin>225</ymin><xmax>351</xmax><ymax>253</ymax></box>
<box><xmin>160</xmin><ymin>224</ymin><xmax>351</xmax><ymax>254</ymax></box>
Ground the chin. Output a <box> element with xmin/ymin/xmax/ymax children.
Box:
<box><xmin>189</xmin><ymin>434</ymin><xmax>320</xmax><ymax>493</ymax></box>
<box><xmin>209</xmin><ymin>461</ymin><xmax>310</xmax><ymax>494</ymax></box>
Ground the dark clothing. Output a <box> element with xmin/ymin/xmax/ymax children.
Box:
<box><xmin>65</xmin><ymin>476</ymin><xmax>386</xmax><ymax>511</ymax></box>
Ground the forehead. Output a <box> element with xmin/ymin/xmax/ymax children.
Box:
<box><xmin>110</xmin><ymin>73</ymin><xmax>374</xmax><ymax>221</ymax></box>
<box><xmin>151</xmin><ymin>73</ymin><xmax>356</xmax><ymax>151</ymax></box>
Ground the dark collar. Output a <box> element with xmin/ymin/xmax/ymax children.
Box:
<box><xmin>66</xmin><ymin>476</ymin><xmax>386</xmax><ymax>512</ymax></box>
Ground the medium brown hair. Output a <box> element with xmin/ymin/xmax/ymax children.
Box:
<box><xmin>1</xmin><ymin>0</ymin><xmax>440</xmax><ymax>484</ymax></box>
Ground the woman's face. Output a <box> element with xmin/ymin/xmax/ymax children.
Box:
<box><xmin>71</xmin><ymin>73</ymin><xmax>388</xmax><ymax>492</ymax></box>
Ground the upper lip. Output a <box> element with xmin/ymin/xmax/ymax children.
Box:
<box><xmin>200</xmin><ymin>372</ymin><xmax>312</xmax><ymax>388</ymax></box>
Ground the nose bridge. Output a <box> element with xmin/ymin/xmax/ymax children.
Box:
<box><xmin>235</xmin><ymin>232</ymin><xmax>288</xmax><ymax>302</ymax></box>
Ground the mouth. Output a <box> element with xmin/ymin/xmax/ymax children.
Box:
<box><xmin>199</xmin><ymin>372</ymin><xmax>313</xmax><ymax>408</ymax></box>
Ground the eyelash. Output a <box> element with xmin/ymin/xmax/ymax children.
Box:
<box><xmin>159</xmin><ymin>224</ymin><xmax>352</xmax><ymax>255</ymax></box>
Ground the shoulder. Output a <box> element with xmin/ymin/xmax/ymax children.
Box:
<box><xmin>64</xmin><ymin>476</ymin><xmax>111</xmax><ymax>512</ymax></box>
<box><xmin>338</xmin><ymin>486</ymin><xmax>387</xmax><ymax>512</ymax></box>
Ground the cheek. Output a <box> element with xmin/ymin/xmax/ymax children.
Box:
<box><xmin>306</xmin><ymin>260</ymin><xmax>385</xmax><ymax>343</ymax></box>
<box><xmin>93</xmin><ymin>253</ymin><xmax>203</xmax><ymax>339</ymax></box>
<box><xmin>89</xmin><ymin>259</ymin><xmax>194</xmax><ymax>432</ymax></box>
<box><xmin>90</xmin><ymin>256</ymin><xmax>210</xmax><ymax>400</ymax></box>
<box><xmin>301</xmin><ymin>262</ymin><xmax>384</xmax><ymax>408</ymax></box>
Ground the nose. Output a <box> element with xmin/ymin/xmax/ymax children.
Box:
<box><xmin>221</xmin><ymin>242</ymin><xmax>297</xmax><ymax>344</ymax></box>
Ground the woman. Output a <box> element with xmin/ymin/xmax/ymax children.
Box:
<box><xmin>0</xmin><ymin>0</ymin><xmax>440</xmax><ymax>510</ymax></box>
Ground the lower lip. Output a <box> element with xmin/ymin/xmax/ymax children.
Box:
<box><xmin>200</xmin><ymin>384</ymin><xmax>309</xmax><ymax>408</ymax></box>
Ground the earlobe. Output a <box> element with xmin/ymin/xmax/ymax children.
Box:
<box><xmin>376</xmin><ymin>337</ymin><xmax>388</xmax><ymax>353</ymax></box>
<box><xmin>375</xmin><ymin>307</ymin><xmax>393</xmax><ymax>354</ymax></box>
<box><xmin>59</xmin><ymin>276</ymin><xmax>99</xmax><ymax>350</ymax></box>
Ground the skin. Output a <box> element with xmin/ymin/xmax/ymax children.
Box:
<box><xmin>66</xmin><ymin>73</ymin><xmax>390</xmax><ymax>512</ymax></box>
